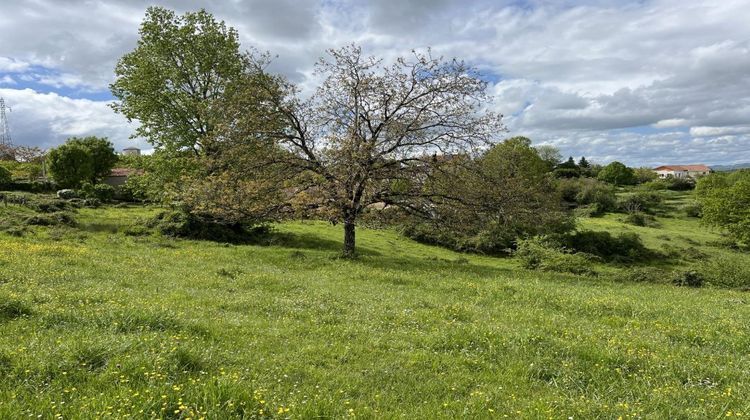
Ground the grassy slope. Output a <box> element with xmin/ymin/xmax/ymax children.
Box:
<box><xmin>0</xmin><ymin>203</ymin><xmax>749</xmax><ymax>418</ymax></box>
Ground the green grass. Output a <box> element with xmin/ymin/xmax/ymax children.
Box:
<box><xmin>0</xmin><ymin>200</ymin><xmax>749</xmax><ymax>418</ymax></box>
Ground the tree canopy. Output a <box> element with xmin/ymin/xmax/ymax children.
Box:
<box><xmin>48</xmin><ymin>143</ymin><xmax>95</xmax><ymax>189</ymax></box>
<box><xmin>111</xmin><ymin>6</ymin><xmax>247</xmax><ymax>154</ymax></box>
<box><xmin>249</xmin><ymin>45</ymin><xmax>505</xmax><ymax>255</ymax></box>
<box><xmin>696</xmin><ymin>170</ymin><xmax>750</xmax><ymax>244</ymax></box>
<box><xmin>47</xmin><ymin>137</ymin><xmax>116</xmax><ymax>188</ymax></box>
<box><xmin>597</xmin><ymin>161</ymin><xmax>636</xmax><ymax>185</ymax></box>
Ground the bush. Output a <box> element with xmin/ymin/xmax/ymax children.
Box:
<box><xmin>57</xmin><ymin>189</ymin><xmax>78</xmax><ymax>199</ymax></box>
<box><xmin>558</xmin><ymin>178</ymin><xmax>617</xmax><ymax>214</ymax></box>
<box><xmin>683</xmin><ymin>202</ymin><xmax>702</xmax><ymax>218</ymax></box>
<box><xmin>515</xmin><ymin>236</ymin><xmax>597</xmax><ymax>276</ymax></box>
<box><xmin>577</xmin><ymin>181</ymin><xmax>617</xmax><ymax>214</ymax></box>
<box><xmin>146</xmin><ymin>210</ymin><xmax>268</xmax><ymax>243</ymax></box>
<box><xmin>556</xmin><ymin>230</ymin><xmax>654</xmax><ymax>263</ymax></box>
<box><xmin>666</xmin><ymin>176</ymin><xmax>695</xmax><ymax>191</ymax></box>
<box><xmin>623</xmin><ymin>212</ymin><xmax>648</xmax><ymax>226</ymax></box>
<box><xmin>618</xmin><ymin>191</ymin><xmax>664</xmax><ymax>214</ymax></box>
<box><xmin>672</xmin><ymin>270</ymin><xmax>704</xmax><ymax>288</ymax></box>
<box><xmin>697</xmin><ymin>255</ymin><xmax>750</xmax><ymax>289</ymax></box>
<box><xmin>24</xmin><ymin>212</ymin><xmax>77</xmax><ymax>227</ymax></box>
<box><xmin>94</xmin><ymin>183</ymin><xmax>115</xmax><ymax>202</ymax></box>
<box><xmin>639</xmin><ymin>180</ymin><xmax>669</xmax><ymax>191</ymax></box>
<box><xmin>0</xmin><ymin>166</ymin><xmax>12</xmax><ymax>188</ymax></box>
<box><xmin>613</xmin><ymin>267</ymin><xmax>667</xmax><ymax>283</ymax></box>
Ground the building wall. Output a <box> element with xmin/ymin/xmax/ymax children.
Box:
<box><xmin>104</xmin><ymin>176</ymin><xmax>128</xmax><ymax>187</ymax></box>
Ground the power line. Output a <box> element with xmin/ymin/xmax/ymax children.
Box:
<box><xmin>0</xmin><ymin>97</ymin><xmax>12</xmax><ymax>147</ymax></box>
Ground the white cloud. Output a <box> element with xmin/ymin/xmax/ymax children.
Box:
<box><xmin>0</xmin><ymin>88</ymin><xmax>145</xmax><ymax>152</ymax></box>
<box><xmin>0</xmin><ymin>57</ymin><xmax>29</xmax><ymax>72</ymax></box>
<box><xmin>0</xmin><ymin>0</ymin><xmax>749</xmax><ymax>164</ymax></box>
<box><xmin>690</xmin><ymin>126</ymin><xmax>750</xmax><ymax>137</ymax></box>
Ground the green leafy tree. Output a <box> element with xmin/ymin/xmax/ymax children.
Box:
<box><xmin>696</xmin><ymin>170</ymin><xmax>750</xmax><ymax>244</ymax></box>
<box><xmin>0</xmin><ymin>165</ymin><xmax>11</xmax><ymax>187</ymax></box>
<box><xmin>536</xmin><ymin>144</ymin><xmax>562</xmax><ymax>172</ymax></box>
<box><xmin>67</xmin><ymin>137</ymin><xmax>118</xmax><ymax>181</ymax></box>
<box><xmin>578</xmin><ymin>156</ymin><xmax>590</xmax><ymax>168</ymax></box>
<box><xmin>47</xmin><ymin>143</ymin><xmax>94</xmax><ymax>188</ymax></box>
<box><xmin>633</xmin><ymin>167</ymin><xmax>658</xmax><ymax>184</ymax></box>
<box><xmin>597</xmin><ymin>161</ymin><xmax>636</xmax><ymax>185</ymax></box>
<box><xmin>111</xmin><ymin>6</ymin><xmax>247</xmax><ymax>154</ymax></box>
<box><xmin>554</xmin><ymin>156</ymin><xmax>581</xmax><ymax>178</ymax></box>
<box><xmin>413</xmin><ymin>137</ymin><xmax>572</xmax><ymax>253</ymax></box>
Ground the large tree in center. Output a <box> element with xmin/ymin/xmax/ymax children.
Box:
<box><xmin>255</xmin><ymin>46</ymin><xmax>504</xmax><ymax>256</ymax></box>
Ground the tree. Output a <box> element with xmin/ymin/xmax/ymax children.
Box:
<box><xmin>47</xmin><ymin>143</ymin><xmax>94</xmax><ymax>188</ymax></box>
<box><xmin>46</xmin><ymin>137</ymin><xmax>116</xmax><ymax>188</ymax></box>
<box><xmin>0</xmin><ymin>144</ymin><xmax>16</xmax><ymax>161</ymax></box>
<box><xmin>110</xmin><ymin>6</ymin><xmax>247</xmax><ymax>154</ymax></box>
<box><xmin>696</xmin><ymin>170</ymin><xmax>750</xmax><ymax>244</ymax></box>
<box><xmin>416</xmin><ymin>136</ymin><xmax>572</xmax><ymax>253</ymax></box>
<box><xmin>597</xmin><ymin>161</ymin><xmax>636</xmax><ymax>186</ymax></box>
<box><xmin>633</xmin><ymin>167</ymin><xmax>657</xmax><ymax>184</ymax></box>
<box><xmin>247</xmin><ymin>45</ymin><xmax>504</xmax><ymax>256</ymax></box>
<box><xmin>0</xmin><ymin>165</ymin><xmax>11</xmax><ymax>187</ymax></box>
<box><xmin>578</xmin><ymin>156</ymin><xmax>590</xmax><ymax>168</ymax></box>
<box><xmin>536</xmin><ymin>144</ymin><xmax>562</xmax><ymax>172</ymax></box>
<box><xmin>13</xmin><ymin>146</ymin><xmax>45</xmax><ymax>163</ymax></box>
<box><xmin>67</xmin><ymin>137</ymin><xmax>117</xmax><ymax>181</ymax></box>
<box><xmin>553</xmin><ymin>156</ymin><xmax>581</xmax><ymax>178</ymax></box>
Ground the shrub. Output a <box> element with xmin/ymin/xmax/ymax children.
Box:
<box><xmin>697</xmin><ymin>255</ymin><xmax>750</xmax><ymax>289</ymax></box>
<box><xmin>0</xmin><ymin>166</ymin><xmax>12</xmax><ymax>188</ymax></box>
<box><xmin>57</xmin><ymin>189</ymin><xmax>78</xmax><ymax>199</ymax></box>
<box><xmin>624</xmin><ymin>212</ymin><xmax>647</xmax><ymax>226</ymax></box>
<box><xmin>613</xmin><ymin>267</ymin><xmax>667</xmax><ymax>283</ymax></box>
<box><xmin>515</xmin><ymin>236</ymin><xmax>597</xmax><ymax>276</ymax></box>
<box><xmin>639</xmin><ymin>180</ymin><xmax>669</xmax><ymax>191</ymax></box>
<box><xmin>94</xmin><ymin>183</ymin><xmax>114</xmax><ymax>201</ymax></box>
<box><xmin>666</xmin><ymin>176</ymin><xmax>695</xmax><ymax>191</ymax></box>
<box><xmin>618</xmin><ymin>191</ymin><xmax>664</xmax><ymax>214</ymax></box>
<box><xmin>577</xmin><ymin>181</ymin><xmax>617</xmax><ymax>214</ymax></box>
<box><xmin>23</xmin><ymin>212</ymin><xmax>77</xmax><ymax>227</ymax></box>
<box><xmin>79</xmin><ymin>182</ymin><xmax>115</xmax><ymax>202</ymax></box>
<box><xmin>556</xmin><ymin>230</ymin><xmax>654</xmax><ymax>263</ymax></box>
<box><xmin>672</xmin><ymin>270</ymin><xmax>704</xmax><ymax>288</ymax></box>
<box><xmin>684</xmin><ymin>202</ymin><xmax>702</xmax><ymax>218</ymax></box>
<box><xmin>146</xmin><ymin>210</ymin><xmax>269</xmax><ymax>243</ymax></box>
<box><xmin>82</xmin><ymin>198</ymin><xmax>101</xmax><ymax>208</ymax></box>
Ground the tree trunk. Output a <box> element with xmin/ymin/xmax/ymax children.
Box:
<box><xmin>343</xmin><ymin>220</ymin><xmax>356</xmax><ymax>257</ymax></box>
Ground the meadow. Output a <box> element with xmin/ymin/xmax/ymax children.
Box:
<box><xmin>0</xmin><ymin>193</ymin><xmax>749</xmax><ymax>418</ymax></box>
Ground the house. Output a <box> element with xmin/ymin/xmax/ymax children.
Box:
<box><xmin>104</xmin><ymin>167</ymin><xmax>143</xmax><ymax>187</ymax></box>
<box><xmin>653</xmin><ymin>164</ymin><xmax>712</xmax><ymax>179</ymax></box>
<box><xmin>122</xmin><ymin>147</ymin><xmax>141</xmax><ymax>156</ymax></box>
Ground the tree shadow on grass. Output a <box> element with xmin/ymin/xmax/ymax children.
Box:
<box><xmin>259</xmin><ymin>231</ymin><xmax>382</xmax><ymax>256</ymax></box>
<box><xmin>355</xmin><ymin>253</ymin><xmax>514</xmax><ymax>278</ymax></box>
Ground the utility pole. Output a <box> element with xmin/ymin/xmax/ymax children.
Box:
<box><xmin>0</xmin><ymin>97</ymin><xmax>12</xmax><ymax>147</ymax></box>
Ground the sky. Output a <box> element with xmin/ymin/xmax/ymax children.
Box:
<box><xmin>0</xmin><ymin>0</ymin><xmax>749</xmax><ymax>167</ymax></box>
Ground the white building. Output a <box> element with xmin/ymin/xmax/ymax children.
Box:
<box><xmin>653</xmin><ymin>165</ymin><xmax>712</xmax><ymax>178</ymax></box>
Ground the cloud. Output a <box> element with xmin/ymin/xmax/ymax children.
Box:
<box><xmin>0</xmin><ymin>57</ymin><xmax>29</xmax><ymax>73</ymax></box>
<box><xmin>0</xmin><ymin>88</ymin><xmax>145</xmax><ymax>152</ymax></box>
<box><xmin>0</xmin><ymin>0</ymin><xmax>749</xmax><ymax>165</ymax></box>
<box><xmin>690</xmin><ymin>126</ymin><xmax>750</xmax><ymax>137</ymax></box>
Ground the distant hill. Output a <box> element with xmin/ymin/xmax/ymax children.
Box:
<box><xmin>711</xmin><ymin>163</ymin><xmax>750</xmax><ymax>172</ymax></box>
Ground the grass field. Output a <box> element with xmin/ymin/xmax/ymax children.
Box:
<box><xmin>1</xmin><ymin>198</ymin><xmax>749</xmax><ymax>418</ymax></box>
